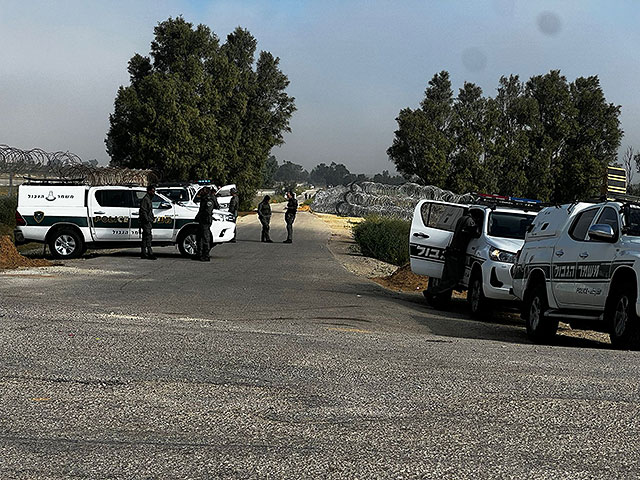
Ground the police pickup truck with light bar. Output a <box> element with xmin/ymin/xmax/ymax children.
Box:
<box><xmin>512</xmin><ymin>198</ymin><xmax>640</xmax><ymax>348</ymax></box>
<box><xmin>410</xmin><ymin>194</ymin><xmax>540</xmax><ymax>317</ymax></box>
<box><xmin>13</xmin><ymin>180</ymin><xmax>235</xmax><ymax>259</ymax></box>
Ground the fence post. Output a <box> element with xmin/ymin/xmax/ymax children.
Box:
<box><xmin>8</xmin><ymin>173</ymin><xmax>13</xmax><ymax>196</ymax></box>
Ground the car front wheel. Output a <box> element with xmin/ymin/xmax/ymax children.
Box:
<box><xmin>468</xmin><ymin>271</ymin><xmax>490</xmax><ymax>319</ymax></box>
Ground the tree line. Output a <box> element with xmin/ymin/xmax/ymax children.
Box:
<box><xmin>387</xmin><ymin>70</ymin><xmax>623</xmax><ymax>203</ymax></box>
<box><xmin>106</xmin><ymin>17</ymin><xmax>295</xmax><ymax>207</ymax></box>
<box><xmin>261</xmin><ymin>156</ymin><xmax>405</xmax><ymax>188</ymax></box>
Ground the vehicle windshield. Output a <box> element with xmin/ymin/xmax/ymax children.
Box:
<box><xmin>157</xmin><ymin>188</ymin><xmax>190</xmax><ymax>203</ymax></box>
<box><xmin>487</xmin><ymin>212</ymin><xmax>535</xmax><ymax>240</ymax></box>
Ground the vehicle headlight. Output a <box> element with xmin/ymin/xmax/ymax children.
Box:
<box><xmin>489</xmin><ymin>248</ymin><xmax>516</xmax><ymax>263</ymax></box>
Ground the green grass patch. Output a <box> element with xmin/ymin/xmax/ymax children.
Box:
<box><xmin>352</xmin><ymin>215</ymin><xmax>410</xmax><ymax>266</ymax></box>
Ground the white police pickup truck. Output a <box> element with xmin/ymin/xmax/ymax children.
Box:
<box><xmin>512</xmin><ymin>199</ymin><xmax>640</xmax><ymax>348</ymax></box>
<box><xmin>13</xmin><ymin>181</ymin><xmax>235</xmax><ymax>259</ymax></box>
<box><xmin>410</xmin><ymin>195</ymin><xmax>539</xmax><ymax>317</ymax></box>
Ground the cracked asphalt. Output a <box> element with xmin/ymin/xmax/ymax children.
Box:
<box><xmin>1</xmin><ymin>210</ymin><xmax>640</xmax><ymax>479</ymax></box>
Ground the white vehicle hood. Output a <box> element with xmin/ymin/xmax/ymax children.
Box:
<box><xmin>485</xmin><ymin>236</ymin><xmax>523</xmax><ymax>253</ymax></box>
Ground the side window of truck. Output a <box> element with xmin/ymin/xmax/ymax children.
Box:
<box><xmin>421</xmin><ymin>203</ymin><xmax>465</xmax><ymax>232</ymax></box>
<box><xmin>569</xmin><ymin>208</ymin><xmax>599</xmax><ymax>241</ymax></box>
<box><xmin>594</xmin><ymin>207</ymin><xmax>619</xmax><ymax>238</ymax></box>
<box><xmin>95</xmin><ymin>190</ymin><xmax>132</xmax><ymax>208</ymax></box>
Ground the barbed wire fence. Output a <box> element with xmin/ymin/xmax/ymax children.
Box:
<box><xmin>0</xmin><ymin>145</ymin><xmax>157</xmax><ymax>195</ymax></box>
<box><xmin>312</xmin><ymin>181</ymin><xmax>477</xmax><ymax>220</ymax></box>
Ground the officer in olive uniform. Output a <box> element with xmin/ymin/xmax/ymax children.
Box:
<box><xmin>257</xmin><ymin>195</ymin><xmax>272</xmax><ymax>242</ymax></box>
<box><xmin>195</xmin><ymin>186</ymin><xmax>215</xmax><ymax>261</ymax></box>
<box><xmin>283</xmin><ymin>191</ymin><xmax>298</xmax><ymax>244</ymax></box>
<box><xmin>139</xmin><ymin>185</ymin><xmax>156</xmax><ymax>260</ymax></box>
<box><xmin>428</xmin><ymin>209</ymin><xmax>478</xmax><ymax>295</ymax></box>
<box><xmin>228</xmin><ymin>187</ymin><xmax>239</xmax><ymax>243</ymax></box>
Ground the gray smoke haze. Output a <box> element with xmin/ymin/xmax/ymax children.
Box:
<box><xmin>1</xmin><ymin>0</ymin><xmax>638</xmax><ymax>176</ymax></box>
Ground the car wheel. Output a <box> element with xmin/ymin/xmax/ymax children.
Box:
<box><xmin>178</xmin><ymin>228</ymin><xmax>198</xmax><ymax>258</ymax></box>
<box><xmin>524</xmin><ymin>283</ymin><xmax>558</xmax><ymax>342</ymax></box>
<box><xmin>607</xmin><ymin>287</ymin><xmax>640</xmax><ymax>350</ymax></box>
<box><xmin>468</xmin><ymin>271</ymin><xmax>490</xmax><ymax>319</ymax></box>
<box><xmin>48</xmin><ymin>228</ymin><xmax>84</xmax><ymax>259</ymax></box>
<box><xmin>423</xmin><ymin>277</ymin><xmax>452</xmax><ymax>310</ymax></box>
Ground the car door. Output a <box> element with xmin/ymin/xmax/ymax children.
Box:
<box><xmin>573</xmin><ymin>206</ymin><xmax>621</xmax><ymax>308</ymax></box>
<box><xmin>131</xmin><ymin>190</ymin><xmax>175</xmax><ymax>242</ymax></box>
<box><xmin>88</xmin><ymin>188</ymin><xmax>131</xmax><ymax>241</ymax></box>
<box><xmin>410</xmin><ymin>200</ymin><xmax>467</xmax><ymax>278</ymax></box>
<box><xmin>551</xmin><ymin>206</ymin><xmax>600</xmax><ymax>308</ymax></box>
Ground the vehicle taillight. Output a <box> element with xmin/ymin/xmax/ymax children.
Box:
<box><xmin>15</xmin><ymin>211</ymin><xmax>26</xmax><ymax>226</ymax></box>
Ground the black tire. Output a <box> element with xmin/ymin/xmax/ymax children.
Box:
<box><xmin>468</xmin><ymin>270</ymin><xmax>491</xmax><ymax>319</ymax></box>
<box><xmin>423</xmin><ymin>277</ymin><xmax>452</xmax><ymax>310</ymax></box>
<box><xmin>523</xmin><ymin>283</ymin><xmax>558</xmax><ymax>342</ymax></box>
<box><xmin>177</xmin><ymin>227</ymin><xmax>198</xmax><ymax>258</ymax></box>
<box><xmin>48</xmin><ymin>227</ymin><xmax>84</xmax><ymax>259</ymax></box>
<box><xmin>607</xmin><ymin>287</ymin><xmax>640</xmax><ymax>350</ymax></box>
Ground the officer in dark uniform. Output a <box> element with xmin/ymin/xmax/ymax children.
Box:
<box><xmin>428</xmin><ymin>208</ymin><xmax>478</xmax><ymax>295</ymax></box>
<box><xmin>257</xmin><ymin>195</ymin><xmax>272</xmax><ymax>242</ymax></box>
<box><xmin>228</xmin><ymin>187</ymin><xmax>239</xmax><ymax>243</ymax></box>
<box><xmin>139</xmin><ymin>185</ymin><xmax>156</xmax><ymax>260</ymax></box>
<box><xmin>195</xmin><ymin>186</ymin><xmax>215</xmax><ymax>261</ymax></box>
<box><xmin>283</xmin><ymin>191</ymin><xmax>298</xmax><ymax>243</ymax></box>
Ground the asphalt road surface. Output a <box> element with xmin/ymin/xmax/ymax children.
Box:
<box><xmin>1</xmin><ymin>210</ymin><xmax>640</xmax><ymax>479</ymax></box>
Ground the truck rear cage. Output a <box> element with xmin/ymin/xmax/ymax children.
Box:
<box><xmin>23</xmin><ymin>177</ymin><xmax>85</xmax><ymax>185</ymax></box>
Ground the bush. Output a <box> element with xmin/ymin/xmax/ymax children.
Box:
<box><xmin>352</xmin><ymin>215</ymin><xmax>410</xmax><ymax>266</ymax></box>
<box><xmin>0</xmin><ymin>195</ymin><xmax>17</xmax><ymax>229</ymax></box>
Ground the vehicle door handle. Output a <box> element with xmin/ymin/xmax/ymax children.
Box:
<box><xmin>131</xmin><ymin>212</ymin><xmax>139</xmax><ymax>216</ymax></box>
<box><xmin>94</xmin><ymin>211</ymin><xmax>105</xmax><ymax>215</ymax></box>
<box><xmin>579</xmin><ymin>252</ymin><xmax>589</xmax><ymax>258</ymax></box>
<box><xmin>555</xmin><ymin>250</ymin><xmax>564</xmax><ymax>257</ymax></box>
<box><xmin>413</xmin><ymin>232</ymin><xmax>430</xmax><ymax>239</ymax></box>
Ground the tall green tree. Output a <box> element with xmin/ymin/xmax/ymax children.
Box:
<box><xmin>447</xmin><ymin>82</ymin><xmax>487</xmax><ymax>193</ymax></box>
<box><xmin>387</xmin><ymin>71</ymin><xmax>453</xmax><ymax>186</ymax></box>
<box><xmin>106</xmin><ymin>17</ymin><xmax>295</xmax><ymax>206</ymax></box>
<box><xmin>485</xmin><ymin>75</ymin><xmax>536</xmax><ymax>196</ymax></box>
<box><xmin>261</xmin><ymin>155</ymin><xmax>278</xmax><ymax>187</ymax></box>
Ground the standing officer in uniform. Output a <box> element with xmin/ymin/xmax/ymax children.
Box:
<box><xmin>228</xmin><ymin>187</ymin><xmax>239</xmax><ymax>243</ymax></box>
<box><xmin>139</xmin><ymin>185</ymin><xmax>156</xmax><ymax>260</ymax></box>
<box><xmin>283</xmin><ymin>190</ymin><xmax>298</xmax><ymax>244</ymax></box>
<box><xmin>257</xmin><ymin>195</ymin><xmax>272</xmax><ymax>242</ymax></box>
<box><xmin>195</xmin><ymin>186</ymin><xmax>215</xmax><ymax>262</ymax></box>
<box><xmin>427</xmin><ymin>208</ymin><xmax>478</xmax><ymax>296</ymax></box>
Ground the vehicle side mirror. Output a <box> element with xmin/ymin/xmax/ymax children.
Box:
<box><xmin>588</xmin><ymin>224</ymin><xmax>616</xmax><ymax>242</ymax></box>
<box><xmin>159</xmin><ymin>202</ymin><xmax>172</xmax><ymax>210</ymax></box>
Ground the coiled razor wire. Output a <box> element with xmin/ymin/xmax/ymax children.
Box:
<box><xmin>312</xmin><ymin>181</ymin><xmax>477</xmax><ymax>220</ymax></box>
<box><xmin>0</xmin><ymin>145</ymin><xmax>157</xmax><ymax>186</ymax></box>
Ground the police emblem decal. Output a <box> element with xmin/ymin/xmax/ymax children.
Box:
<box><xmin>34</xmin><ymin>211</ymin><xmax>45</xmax><ymax>223</ymax></box>
<box><xmin>46</xmin><ymin>191</ymin><xmax>56</xmax><ymax>201</ymax></box>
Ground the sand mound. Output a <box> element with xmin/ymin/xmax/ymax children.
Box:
<box><xmin>373</xmin><ymin>263</ymin><xmax>431</xmax><ymax>292</ymax></box>
<box><xmin>0</xmin><ymin>235</ymin><xmax>51</xmax><ymax>269</ymax></box>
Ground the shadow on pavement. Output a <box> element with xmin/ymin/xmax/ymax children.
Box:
<box><xmin>327</xmin><ymin>281</ymin><xmax>611</xmax><ymax>350</ymax></box>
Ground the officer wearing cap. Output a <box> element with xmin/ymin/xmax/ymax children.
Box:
<box><xmin>139</xmin><ymin>184</ymin><xmax>157</xmax><ymax>260</ymax></box>
<box><xmin>195</xmin><ymin>186</ymin><xmax>215</xmax><ymax>261</ymax></box>
<box><xmin>228</xmin><ymin>187</ymin><xmax>239</xmax><ymax>243</ymax></box>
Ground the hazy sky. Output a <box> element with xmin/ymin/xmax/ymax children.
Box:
<box><xmin>1</xmin><ymin>0</ymin><xmax>639</xmax><ymax>174</ymax></box>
